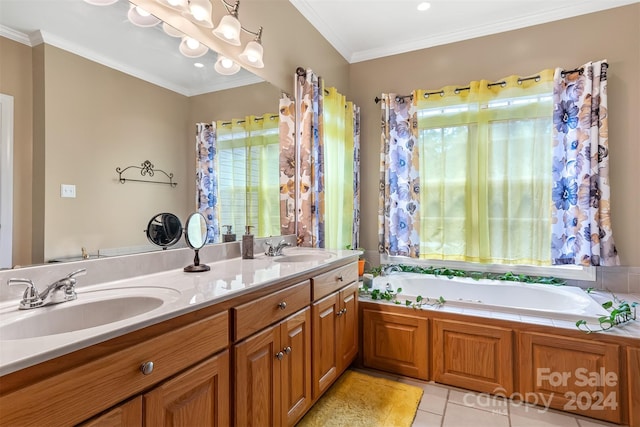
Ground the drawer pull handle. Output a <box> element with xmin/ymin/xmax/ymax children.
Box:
<box><xmin>337</xmin><ymin>275</ymin><xmax>344</xmax><ymax>281</ymax></box>
<box><xmin>336</xmin><ymin>309</ymin><xmax>343</xmax><ymax>317</ymax></box>
<box><xmin>275</xmin><ymin>351</ymin><xmax>284</xmax><ymax>360</ymax></box>
<box><xmin>278</xmin><ymin>301</ymin><xmax>287</xmax><ymax>310</ymax></box>
<box><xmin>342</xmin><ymin>308</ymin><xmax>347</xmax><ymax>314</ymax></box>
<box><xmin>140</xmin><ymin>361</ymin><xmax>154</xmax><ymax>375</ymax></box>
<box><xmin>283</xmin><ymin>346</ymin><xmax>292</xmax><ymax>355</ymax></box>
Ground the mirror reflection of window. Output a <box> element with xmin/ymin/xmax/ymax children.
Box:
<box><xmin>196</xmin><ymin>114</ymin><xmax>280</xmax><ymax>244</ymax></box>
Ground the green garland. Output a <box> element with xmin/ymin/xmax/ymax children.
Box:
<box><xmin>369</xmin><ymin>264</ymin><xmax>566</xmax><ymax>286</ymax></box>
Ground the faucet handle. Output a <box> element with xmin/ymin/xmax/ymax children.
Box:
<box><xmin>66</xmin><ymin>268</ymin><xmax>87</xmax><ymax>280</ymax></box>
<box><xmin>8</xmin><ymin>278</ymin><xmax>44</xmax><ymax>309</ymax></box>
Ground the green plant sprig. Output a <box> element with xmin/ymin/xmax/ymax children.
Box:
<box><xmin>576</xmin><ymin>294</ymin><xmax>637</xmax><ymax>333</ymax></box>
<box><xmin>377</xmin><ymin>264</ymin><xmax>567</xmax><ymax>286</ymax></box>
<box><xmin>359</xmin><ymin>287</ymin><xmax>446</xmax><ymax>310</ymax></box>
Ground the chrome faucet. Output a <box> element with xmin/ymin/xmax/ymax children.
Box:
<box><xmin>381</xmin><ymin>264</ymin><xmax>403</xmax><ymax>276</ymax></box>
<box><xmin>264</xmin><ymin>240</ymin><xmax>292</xmax><ymax>256</ymax></box>
<box><xmin>7</xmin><ymin>268</ymin><xmax>87</xmax><ymax>310</ymax></box>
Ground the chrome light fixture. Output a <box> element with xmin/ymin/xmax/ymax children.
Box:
<box><xmin>182</xmin><ymin>0</ymin><xmax>214</xmax><ymax>28</ymax></box>
<box><xmin>238</xmin><ymin>26</ymin><xmax>263</xmax><ymax>68</ymax></box>
<box><xmin>156</xmin><ymin>0</ymin><xmax>188</xmax><ymax>12</ymax></box>
<box><xmin>128</xmin><ymin>3</ymin><xmax>161</xmax><ymax>27</ymax></box>
<box><xmin>214</xmin><ymin>54</ymin><xmax>241</xmax><ymax>75</ymax></box>
<box><xmin>179</xmin><ymin>36</ymin><xmax>209</xmax><ymax>58</ymax></box>
<box><xmin>212</xmin><ymin>1</ymin><xmax>265</xmax><ymax>68</ymax></box>
<box><xmin>212</xmin><ymin>0</ymin><xmax>241</xmax><ymax>46</ymax></box>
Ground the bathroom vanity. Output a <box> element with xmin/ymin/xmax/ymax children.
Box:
<box><xmin>0</xmin><ymin>248</ymin><xmax>359</xmax><ymax>426</ymax></box>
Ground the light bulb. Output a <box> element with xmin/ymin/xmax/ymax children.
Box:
<box><xmin>186</xmin><ymin>37</ymin><xmax>200</xmax><ymax>49</ymax></box>
<box><xmin>190</xmin><ymin>4</ymin><xmax>207</xmax><ymax>21</ymax></box>
<box><xmin>221</xmin><ymin>57</ymin><xmax>234</xmax><ymax>68</ymax></box>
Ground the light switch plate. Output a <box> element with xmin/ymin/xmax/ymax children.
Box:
<box><xmin>61</xmin><ymin>184</ymin><xmax>76</xmax><ymax>198</ymax></box>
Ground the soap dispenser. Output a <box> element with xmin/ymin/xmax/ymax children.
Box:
<box><xmin>222</xmin><ymin>225</ymin><xmax>236</xmax><ymax>242</ymax></box>
<box><xmin>242</xmin><ymin>225</ymin><xmax>254</xmax><ymax>259</ymax></box>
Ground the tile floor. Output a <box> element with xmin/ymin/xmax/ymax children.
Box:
<box><xmin>352</xmin><ymin>368</ymin><xmax>623</xmax><ymax>427</ymax></box>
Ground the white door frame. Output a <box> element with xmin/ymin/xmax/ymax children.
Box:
<box><xmin>0</xmin><ymin>93</ymin><xmax>14</xmax><ymax>268</ymax></box>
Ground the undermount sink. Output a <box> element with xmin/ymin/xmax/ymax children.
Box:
<box><xmin>0</xmin><ymin>287</ymin><xmax>180</xmax><ymax>340</ymax></box>
<box><xmin>273</xmin><ymin>251</ymin><xmax>333</xmax><ymax>263</ymax></box>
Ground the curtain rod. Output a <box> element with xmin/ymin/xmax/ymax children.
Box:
<box><xmin>220</xmin><ymin>115</ymin><xmax>278</xmax><ymax>126</ymax></box>
<box><xmin>374</xmin><ymin>73</ymin><xmax>543</xmax><ymax>103</ymax></box>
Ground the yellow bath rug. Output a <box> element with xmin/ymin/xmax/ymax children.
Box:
<box><xmin>297</xmin><ymin>370</ymin><xmax>423</xmax><ymax>427</ymax></box>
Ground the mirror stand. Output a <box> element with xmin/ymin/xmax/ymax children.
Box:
<box><xmin>184</xmin><ymin>249</ymin><xmax>210</xmax><ymax>272</ymax></box>
<box><xmin>183</xmin><ymin>212</ymin><xmax>210</xmax><ymax>273</ymax></box>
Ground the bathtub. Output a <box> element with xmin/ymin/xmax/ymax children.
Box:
<box><xmin>371</xmin><ymin>272</ymin><xmax>610</xmax><ymax>321</ymax></box>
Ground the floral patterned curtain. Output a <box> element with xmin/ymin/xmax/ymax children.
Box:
<box><xmin>279</xmin><ymin>93</ymin><xmax>296</xmax><ymax>236</ymax></box>
<box><xmin>294</xmin><ymin>68</ymin><xmax>361</xmax><ymax>249</ymax></box>
<box><xmin>195</xmin><ymin>122</ymin><xmax>220</xmax><ymax>244</ymax></box>
<box><xmin>551</xmin><ymin>60</ymin><xmax>619</xmax><ymax>266</ymax></box>
<box><xmin>378</xmin><ymin>94</ymin><xmax>420</xmax><ymax>257</ymax></box>
<box><xmin>295</xmin><ymin>68</ymin><xmax>325</xmax><ymax>247</ymax></box>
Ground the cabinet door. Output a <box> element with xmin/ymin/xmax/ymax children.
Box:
<box><xmin>433</xmin><ymin>319</ymin><xmax>513</xmax><ymax>394</ymax></box>
<box><xmin>143</xmin><ymin>351</ymin><xmax>230</xmax><ymax>427</ymax></box>
<box><xmin>519</xmin><ymin>332</ymin><xmax>621</xmax><ymax>424</ymax></box>
<box><xmin>280</xmin><ymin>308</ymin><xmax>312</xmax><ymax>426</ymax></box>
<box><xmin>362</xmin><ymin>307</ymin><xmax>429</xmax><ymax>380</ymax></box>
<box><xmin>235</xmin><ymin>325</ymin><xmax>282</xmax><ymax>427</ymax></box>
<box><xmin>338</xmin><ymin>282</ymin><xmax>358</xmax><ymax>373</ymax></box>
<box><xmin>312</xmin><ymin>292</ymin><xmax>340</xmax><ymax>398</ymax></box>
<box><xmin>80</xmin><ymin>397</ymin><xmax>142</xmax><ymax>427</ymax></box>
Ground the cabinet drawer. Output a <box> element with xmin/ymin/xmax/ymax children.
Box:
<box><xmin>0</xmin><ymin>310</ymin><xmax>229</xmax><ymax>427</ymax></box>
<box><xmin>233</xmin><ymin>280</ymin><xmax>310</xmax><ymax>341</ymax></box>
<box><xmin>312</xmin><ymin>262</ymin><xmax>358</xmax><ymax>300</ymax></box>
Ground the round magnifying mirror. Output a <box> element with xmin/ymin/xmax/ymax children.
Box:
<box><xmin>184</xmin><ymin>212</ymin><xmax>210</xmax><ymax>273</ymax></box>
<box><xmin>146</xmin><ymin>213</ymin><xmax>183</xmax><ymax>249</ymax></box>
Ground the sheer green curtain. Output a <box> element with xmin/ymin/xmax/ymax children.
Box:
<box><xmin>217</xmin><ymin>114</ymin><xmax>280</xmax><ymax>236</ymax></box>
<box><xmin>324</xmin><ymin>87</ymin><xmax>355</xmax><ymax>249</ymax></box>
<box><xmin>246</xmin><ymin>114</ymin><xmax>280</xmax><ymax>237</ymax></box>
<box><xmin>416</xmin><ymin>71</ymin><xmax>555</xmax><ymax>264</ymax></box>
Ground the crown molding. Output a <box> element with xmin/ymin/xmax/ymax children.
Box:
<box><xmin>1</xmin><ymin>26</ymin><xmax>259</xmax><ymax>96</ymax></box>
<box><xmin>292</xmin><ymin>0</ymin><xmax>639</xmax><ymax>64</ymax></box>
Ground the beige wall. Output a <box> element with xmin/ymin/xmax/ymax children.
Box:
<box><xmin>349</xmin><ymin>4</ymin><xmax>640</xmax><ymax>267</ymax></box>
<box><xmin>41</xmin><ymin>45</ymin><xmax>192</xmax><ymax>261</ymax></box>
<box><xmin>3</xmin><ymin>4</ymin><xmax>637</xmax><ymax>268</ymax></box>
<box><xmin>0</xmin><ymin>37</ymin><xmax>33</xmax><ymax>266</ymax></box>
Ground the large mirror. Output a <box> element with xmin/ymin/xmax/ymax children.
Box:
<box><xmin>0</xmin><ymin>0</ymin><xmax>292</xmax><ymax>267</ymax></box>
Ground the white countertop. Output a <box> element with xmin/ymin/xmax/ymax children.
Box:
<box><xmin>0</xmin><ymin>248</ymin><xmax>358</xmax><ymax>376</ymax></box>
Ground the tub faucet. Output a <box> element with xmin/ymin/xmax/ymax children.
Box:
<box><xmin>264</xmin><ymin>240</ymin><xmax>292</xmax><ymax>256</ymax></box>
<box><xmin>7</xmin><ymin>268</ymin><xmax>87</xmax><ymax>310</ymax></box>
<box><xmin>381</xmin><ymin>264</ymin><xmax>403</xmax><ymax>276</ymax></box>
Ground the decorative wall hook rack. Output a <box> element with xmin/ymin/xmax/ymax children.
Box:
<box><xmin>116</xmin><ymin>160</ymin><xmax>177</xmax><ymax>187</ymax></box>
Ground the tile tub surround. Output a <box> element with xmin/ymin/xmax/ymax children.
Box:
<box><xmin>563</xmin><ymin>266</ymin><xmax>640</xmax><ymax>295</ymax></box>
<box><xmin>0</xmin><ymin>241</ymin><xmax>358</xmax><ymax>375</ymax></box>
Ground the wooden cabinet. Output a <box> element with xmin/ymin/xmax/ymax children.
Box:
<box><xmin>0</xmin><ymin>310</ymin><xmax>229</xmax><ymax>426</ymax></box>
<box><xmin>433</xmin><ymin>318</ymin><xmax>513</xmax><ymax>395</ymax></box>
<box><xmin>234</xmin><ymin>308</ymin><xmax>312</xmax><ymax>427</ymax></box>
<box><xmin>519</xmin><ymin>331</ymin><xmax>621</xmax><ymax>424</ymax></box>
<box><xmin>80</xmin><ymin>397</ymin><xmax>142</xmax><ymax>427</ymax></box>
<box><xmin>85</xmin><ymin>352</ymin><xmax>231</xmax><ymax>427</ymax></box>
<box><xmin>362</xmin><ymin>306</ymin><xmax>429</xmax><ymax>380</ymax></box>
<box><xmin>627</xmin><ymin>347</ymin><xmax>640</xmax><ymax>427</ymax></box>
<box><xmin>312</xmin><ymin>281</ymin><xmax>358</xmax><ymax>398</ymax></box>
<box><xmin>143</xmin><ymin>351</ymin><xmax>229</xmax><ymax>427</ymax></box>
